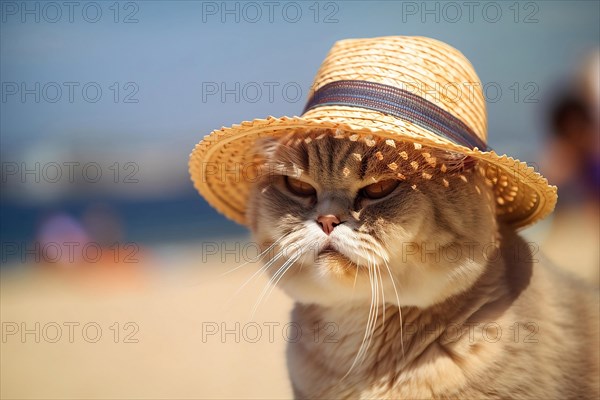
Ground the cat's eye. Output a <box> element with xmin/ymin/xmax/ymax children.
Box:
<box><xmin>285</xmin><ymin>176</ymin><xmax>316</xmax><ymax>197</ymax></box>
<box><xmin>361</xmin><ymin>179</ymin><xmax>399</xmax><ymax>199</ymax></box>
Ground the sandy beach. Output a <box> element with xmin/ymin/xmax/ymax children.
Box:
<box><xmin>1</xmin><ymin>238</ymin><xmax>294</xmax><ymax>399</ymax></box>
<box><xmin>2</xmin><ymin>225</ymin><xmax>597</xmax><ymax>399</ymax></box>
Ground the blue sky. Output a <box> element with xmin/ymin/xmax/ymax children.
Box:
<box><xmin>1</xmin><ymin>0</ymin><xmax>599</xmax><ymax>192</ymax></box>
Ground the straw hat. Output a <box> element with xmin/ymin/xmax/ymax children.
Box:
<box><xmin>189</xmin><ymin>36</ymin><xmax>557</xmax><ymax>229</ymax></box>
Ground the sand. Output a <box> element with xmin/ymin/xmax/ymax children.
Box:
<box><xmin>1</xmin><ymin>239</ymin><xmax>294</xmax><ymax>399</ymax></box>
<box><xmin>2</xmin><ymin>225</ymin><xmax>596</xmax><ymax>399</ymax></box>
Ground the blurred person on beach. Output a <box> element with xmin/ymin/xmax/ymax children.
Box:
<box><xmin>539</xmin><ymin>50</ymin><xmax>600</xmax><ymax>286</ymax></box>
<box><xmin>36</xmin><ymin>212</ymin><xmax>91</xmax><ymax>266</ymax></box>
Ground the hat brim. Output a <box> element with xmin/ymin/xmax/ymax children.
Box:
<box><xmin>189</xmin><ymin>114</ymin><xmax>557</xmax><ymax>229</ymax></box>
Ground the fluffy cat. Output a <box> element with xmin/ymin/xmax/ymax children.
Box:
<box><xmin>246</xmin><ymin>129</ymin><xmax>600</xmax><ymax>399</ymax></box>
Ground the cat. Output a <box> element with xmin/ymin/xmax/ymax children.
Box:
<box><xmin>246</xmin><ymin>129</ymin><xmax>600</xmax><ymax>399</ymax></box>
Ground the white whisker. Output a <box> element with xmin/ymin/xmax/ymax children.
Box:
<box><xmin>217</xmin><ymin>235</ymin><xmax>286</xmax><ymax>278</ymax></box>
<box><xmin>250</xmin><ymin>245</ymin><xmax>304</xmax><ymax>319</ymax></box>
<box><xmin>342</xmin><ymin>261</ymin><xmax>375</xmax><ymax>380</ymax></box>
<box><xmin>184</xmin><ymin>236</ymin><xmax>288</xmax><ymax>291</ymax></box>
<box><xmin>263</xmin><ymin>250</ymin><xmax>303</xmax><ymax>305</ymax></box>
<box><xmin>343</xmin><ymin>249</ymin><xmax>383</xmax><ymax>380</ymax></box>
<box><xmin>222</xmin><ymin>245</ymin><xmax>287</xmax><ymax>311</ymax></box>
<box><xmin>382</xmin><ymin>256</ymin><xmax>405</xmax><ymax>359</ymax></box>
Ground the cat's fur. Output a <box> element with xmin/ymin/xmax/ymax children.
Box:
<box><xmin>246</xmin><ymin>129</ymin><xmax>600</xmax><ymax>399</ymax></box>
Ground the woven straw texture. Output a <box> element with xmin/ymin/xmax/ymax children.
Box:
<box><xmin>189</xmin><ymin>36</ymin><xmax>557</xmax><ymax>229</ymax></box>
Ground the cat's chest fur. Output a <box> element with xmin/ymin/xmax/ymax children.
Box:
<box><xmin>288</xmin><ymin>305</ymin><xmax>475</xmax><ymax>398</ymax></box>
<box><xmin>288</xmin><ymin>304</ymin><xmax>504</xmax><ymax>398</ymax></box>
<box><xmin>286</xmin><ymin>245</ymin><xmax>600</xmax><ymax>399</ymax></box>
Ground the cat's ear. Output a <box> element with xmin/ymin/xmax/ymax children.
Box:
<box><xmin>252</xmin><ymin>136</ymin><xmax>281</xmax><ymax>161</ymax></box>
<box><xmin>433</xmin><ymin>149</ymin><xmax>478</xmax><ymax>173</ymax></box>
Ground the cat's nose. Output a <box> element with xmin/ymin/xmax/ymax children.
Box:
<box><xmin>317</xmin><ymin>215</ymin><xmax>341</xmax><ymax>235</ymax></box>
